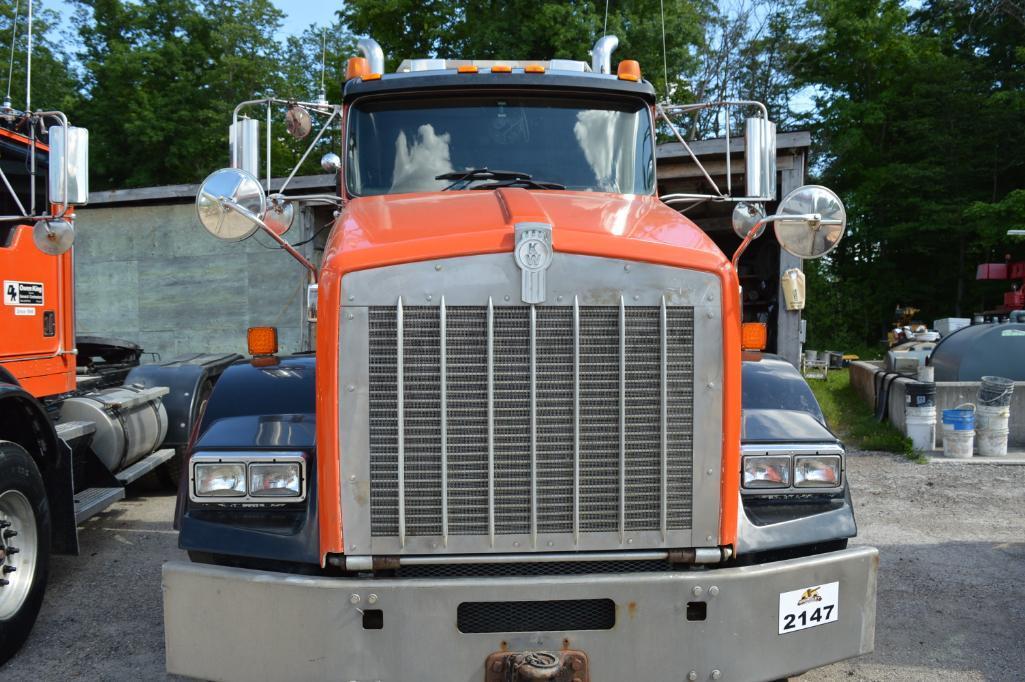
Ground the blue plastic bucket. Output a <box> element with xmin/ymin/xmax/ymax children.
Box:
<box><xmin>941</xmin><ymin>408</ymin><xmax>975</xmax><ymax>431</ymax></box>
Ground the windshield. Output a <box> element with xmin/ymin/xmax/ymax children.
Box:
<box><xmin>345</xmin><ymin>95</ymin><xmax>655</xmax><ymax>196</ymax></box>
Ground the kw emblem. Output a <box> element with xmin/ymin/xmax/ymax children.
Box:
<box><xmin>514</xmin><ymin>222</ymin><xmax>553</xmax><ymax>304</ymax></box>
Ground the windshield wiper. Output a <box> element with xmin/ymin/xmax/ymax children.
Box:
<box><xmin>470</xmin><ymin>177</ymin><xmax>567</xmax><ymax>191</ymax></box>
<box><xmin>437</xmin><ymin>168</ymin><xmax>533</xmax><ymax>191</ymax></box>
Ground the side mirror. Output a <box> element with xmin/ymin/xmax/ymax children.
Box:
<box><xmin>48</xmin><ymin>125</ymin><xmax>89</xmax><ymax>206</ymax></box>
<box><xmin>744</xmin><ymin>117</ymin><xmax>776</xmax><ymax>200</ymax></box>
<box><xmin>731</xmin><ymin>184</ymin><xmax>847</xmax><ymax>267</ymax></box>
<box><xmin>196</xmin><ymin>167</ymin><xmax>266</xmax><ymax>241</ymax></box>
<box><xmin>774</xmin><ymin>185</ymin><xmax>846</xmax><ymax>259</ymax></box>
<box><xmin>196</xmin><ymin>167</ymin><xmax>319</xmax><ymax>280</ymax></box>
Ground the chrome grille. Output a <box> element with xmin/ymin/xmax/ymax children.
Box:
<box><xmin>367</xmin><ymin>299</ymin><xmax>695</xmax><ymax>544</ymax></box>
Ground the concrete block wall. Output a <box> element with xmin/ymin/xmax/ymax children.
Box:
<box><xmin>74</xmin><ymin>202</ymin><xmax>312</xmax><ymax>361</ymax></box>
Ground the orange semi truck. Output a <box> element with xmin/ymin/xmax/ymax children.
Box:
<box><xmin>0</xmin><ymin>115</ymin><xmax>235</xmax><ymax>661</ymax></box>
<box><xmin>164</xmin><ymin>36</ymin><xmax>877</xmax><ymax>681</ymax></box>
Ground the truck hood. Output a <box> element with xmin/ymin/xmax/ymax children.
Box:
<box><xmin>322</xmin><ymin>188</ymin><xmax>727</xmax><ymax>274</ymax></box>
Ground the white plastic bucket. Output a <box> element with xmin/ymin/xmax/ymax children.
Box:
<box><xmin>943</xmin><ymin>429</ymin><xmax>974</xmax><ymax>459</ymax></box>
<box><xmin>976</xmin><ymin>404</ymin><xmax>1011</xmax><ymax>457</ymax></box>
<box><xmin>905</xmin><ymin>405</ymin><xmax>936</xmax><ymax>452</ymax></box>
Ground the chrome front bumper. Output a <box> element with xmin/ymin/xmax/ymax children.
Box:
<box><xmin>163</xmin><ymin>546</ymin><xmax>877</xmax><ymax>682</ymax></box>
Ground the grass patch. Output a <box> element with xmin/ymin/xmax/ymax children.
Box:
<box><xmin>807</xmin><ymin>368</ymin><xmax>924</xmax><ymax>461</ymax></box>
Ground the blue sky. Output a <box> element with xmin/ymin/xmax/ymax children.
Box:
<box><xmin>47</xmin><ymin>0</ymin><xmax>342</xmax><ymax>39</ymax></box>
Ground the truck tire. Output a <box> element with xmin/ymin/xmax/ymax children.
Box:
<box><xmin>0</xmin><ymin>441</ymin><xmax>50</xmax><ymax>664</ymax></box>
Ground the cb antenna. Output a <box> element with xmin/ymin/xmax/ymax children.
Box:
<box><xmin>24</xmin><ymin>0</ymin><xmax>29</xmax><ymax>113</ymax></box>
<box><xmin>4</xmin><ymin>0</ymin><xmax>19</xmax><ymax>110</ymax></box>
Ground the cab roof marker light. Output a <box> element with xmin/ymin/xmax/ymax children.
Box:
<box><xmin>617</xmin><ymin>60</ymin><xmax>642</xmax><ymax>82</ymax></box>
<box><xmin>362</xmin><ymin>73</ymin><xmax>382</xmax><ymax>81</ymax></box>
<box><xmin>491</xmin><ymin>64</ymin><xmax>512</xmax><ymax>73</ymax></box>
<box><xmin>345</xmin><ymin>57</ymin><xmax>369</xmax><ymax>81</ymax></box>
<box><xmin>457</xmin><ymin>65</ymin><xmax>479</xmax><ymax>74</ymax></box>
<box><xmin>524</xmin><ymin>64</ymin><xmax>545</xmax><ymax>74</ymax></box>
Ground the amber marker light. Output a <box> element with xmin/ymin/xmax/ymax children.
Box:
<box><xmin>457</xmin><ymin>65</ymin><xmax>479</xmax><ymax>74</ymax></box>
<box><xmin>491</xmin><ymin>64</ymin><xmax>512</xmax><ymax>73</ymax></box>
<box><xmin>741</xmin><ymin>322</ymin><xmax>768</xmax><ymax>351</ymax></box>
<box><xmin>362</xmin><ymin>73</ymin><xmax>382</xmax><ymax>81</ymax></box>
<box><xmin>617</xmin><ymin>60</ymin><xmax>642</xmax><ymax>81</ymax></box>
<box><xmin>248</xmin><ymin>327</ymin><xmax>279</xmax><ymax>356</ymax></box>
<box><xmin>345</xmin><ymin>56</ymin><xmax>369</xmax><ymax>81</ymax></box>
<box><xmin>524</xmin><ymin>64</ymin><xmax>545</xmax><ymax>74</ymax></box>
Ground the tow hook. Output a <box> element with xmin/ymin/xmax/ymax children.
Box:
<box><xmin>484</xmin><ymin>650</ymin><xmax>589</xmax><ymax>682</ymax></box>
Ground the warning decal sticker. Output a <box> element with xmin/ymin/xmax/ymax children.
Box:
<box><xmin>3</xmin><ymin>280</ymin><xmax>44</xmax><ymax>306</ymax></box>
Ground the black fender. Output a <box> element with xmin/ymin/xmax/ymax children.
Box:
<box><xmin>0</xmin><ymin>366</ymin><xmax>19</xmax><ymax>386</ymax></box>
<box><xmin>742</xmin><ymin>352</ymin><xmax>827</xmax><ymax>429</ymax></box>
<box><xmin>0</xmin><ymin>383</ymin><xmax>78</xmax><ymax>555</ymax></box>
<box><xmin>177</xmin><ymin>355</ymin><xmax>319</xmax><ymax>568</ymax></box>
<box><xmin>737</xmin><ymin>353</ymin><xmax>856</xmax><ymax>558</ymax></box>
<box><xmin>125</xmin><ymin>353</ymin><xmax>241</xmax><ymax>453</ymax></box>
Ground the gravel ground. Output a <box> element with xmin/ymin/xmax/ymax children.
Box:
<box><xmin>2</xmin><ymin>451</ymin><xmax>1023</xmax><ymax>681</ymax></box>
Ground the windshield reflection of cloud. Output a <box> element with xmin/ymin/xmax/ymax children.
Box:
<box><xmin>390</xmin><ymin>124</ymin><xmax>455</xmax><ymax>194</ymax></box>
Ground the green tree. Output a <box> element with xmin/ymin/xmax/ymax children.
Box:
<box><xmin>339</xmin><ymin>0</ymin><xmax>710</xmax><ymax>101</ymax></box>
<box><xmin>0</xmin><ymin>0</ymin><xmax>78</xmax><ymax>115</ymax></box>
<box><xmin>795</xmin><ymin>0</ymin><xmax>1025</xmax><ymax>347</ymax></box>
<box><xmin>71</xmin><ymin>0</ymin><xmax>286</xmax><ymax>189</ymax></box>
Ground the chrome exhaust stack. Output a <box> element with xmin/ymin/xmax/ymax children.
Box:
<box><xmin>591</xmin><ymin>35</ymin><xmax>619</xmax><ymax>74</ymax></box>
<box><xmin>357</xmin><ymin>37</ymin><xmax>385</xmax><ymax>74</ymax></box>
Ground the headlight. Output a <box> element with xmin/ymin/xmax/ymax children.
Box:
<box><xmin>249</xmin><ymin>462</ymin><xmax>302</xmax><ymax>497</ymax></box>
<box><xmin>194</xmin><ymin>462</ymin><xmax>246</xmax><ymax>497</ymax></box>
<box><xmin>794</xmin><ymin>455</ymin><xmax>841</xmax><ymax>487</ymax></box>
<box><xmin>190</xmin><ymin>452</ymin><xmax>306</xmax><ymax>502</ymax></box>
<box><xmin>742</xmin><ymin>455</ymin><xmax>791</xmax><ymax>489</ymax></box>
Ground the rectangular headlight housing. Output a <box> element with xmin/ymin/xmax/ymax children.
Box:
<box><xmin>190</xmin><ymin>453</ymin><xmax>306</xmax><ymax>503</ymax></box>
<box><xmin>742</xmin><ymin>455</ymin><xmax>791</xmax><ymax>489</ymax></box>
<box><xmin>794</xmin><ymin>455</ymin><xmax>842</xmax><ymax>487</ymax></box>
<box><xmin>193</xmin><ymin>462</ymin><xmax>246</xmax><ymax>497</ymax></box>
<box><xmin>249</xmin><ymin>462</ymin><xmax>302</xmax><ymax>497</ymax></box>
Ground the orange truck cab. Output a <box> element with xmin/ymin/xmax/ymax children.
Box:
<box><xmin>165</xmin><ymin>35</ymin><xmax>877</xmax><ymax>682</ymax></box>
<box><xmin>0</xmin><ymin>119</ymin><xmax>236</xmax><ymax>663</ymax></box>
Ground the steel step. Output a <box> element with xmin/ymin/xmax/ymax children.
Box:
<box><xmin>116</xmin><ymin>448</ymin><xmax>176</xmax><ymax>485</ymax></box>
<box><xmin>55</xmin><ymin>420</ymin><xmax>97</xmax><ymax>444</ymax></box>
<box><xmin>73</xmin><ymin>487</ymin><xmax>125</xmax><ymax>524</ymax></box>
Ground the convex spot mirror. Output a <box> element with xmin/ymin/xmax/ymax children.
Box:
<box><xmin>196</xmin><ymin>167</ymin><xmax>266</xmax><ymax>241</ymax></box>
<box><xmin>32</xmin><ymin>219</ymin><xmax>75</xmax><ymax>255</ymax></box>
<box><xmin>264</xmin><ymin>194</ymin><xmax>295</xmax><ymax>236</ymax></box>
<box><xmin>774</xmin><ymin>185</ymin><xmax>847</xmax><ymax>259</ymax></box>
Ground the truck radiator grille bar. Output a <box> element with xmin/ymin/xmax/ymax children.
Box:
<box><xmin>367</xmin><ymin>303</ymin><xmax>695</xmax><ymax>546</ymax></box>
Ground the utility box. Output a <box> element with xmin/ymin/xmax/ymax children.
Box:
<box><xmin>934</xmin><ymin>318</ymin><xmax>970</xmax><ymax>337</ymax></box>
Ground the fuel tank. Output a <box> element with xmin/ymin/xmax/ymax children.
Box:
<box><xmin>59</xmin><ymin>385</ymin><xmax>169</xmax><ymax>471</ymax></box>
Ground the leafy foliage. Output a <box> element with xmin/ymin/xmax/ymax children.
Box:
<box><xmin>70</xmin><ymin>0</ymin><xmax>289</xmax><ymax>189</ymax></box>
<box><xmin>340</xmin><ymin>0</ymin><xmax>710</xmax><ymax>102</ymax></box>
<box><xmin>798</xmin><ymin>0</ymin><xmax>1025</xmax><ymax>348</ymax></box>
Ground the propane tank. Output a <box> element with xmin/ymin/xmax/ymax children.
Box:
<box><xmin>59</xmin><ymin>385</ymin><xmax>169</xmax><ymax>472</ymax></box>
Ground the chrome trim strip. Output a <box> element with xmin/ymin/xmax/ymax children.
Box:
<box><xmin>440</xmin><ymin>296</ymin><xmax>449</xmax><ymax>546</ymax></box>
<box><xmin>188</xmin><ymin>452</ymin><xmax>307</xmax><ymax>504</ymax></box>
<box><xmin>659</xmin><ymin>295</ymin><xmax>668</xmax><ymax>541</ymax></box>
<box><xmin>619</xmin><ymin>294</ymin><xmax>626</xmax><ymax>543</ymax></box>
<box><xmin>572</xmin><ymin>295</ymin><xmax>581</xmax><ymax>546</ymax></box>
<box><xmin>340</xmin><ymin>254</ymin><xmax>725</xmax><ymax>555</ymax></box>
<box><xmin>396</xmin><ymin>297</ymin><xmax>406</xmax><ymax>547</ymax></box>
<box><xmin>487</xmin><ymin>296</ymin><xmax>495</xmax><ymax>548</ymax></box>
<box><xmin>529</xmin><ymin>304</ymin><xmax>538</xmax><ymax>547</ymax></box>
<box><xmin>395</xmin><ymin>549</ymin><xmax>672</xmax><ymax>566</ymax></box>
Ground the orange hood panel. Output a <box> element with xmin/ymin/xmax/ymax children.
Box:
<box><xmin>322</xmin><ymin>188</ymin><xmax>728</xmax><ymax>274</ymax></box>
